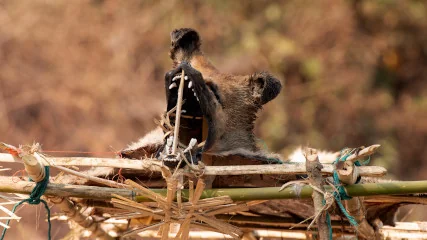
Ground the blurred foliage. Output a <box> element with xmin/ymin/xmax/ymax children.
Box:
<box><xmin>1</xmin><ymin>0</ymin><xmax>427</xmax><ymax>179</ymax></box>
<box><xmin>1</xmin><ymin>0</ymin><xmax>427</xmax><ymax>236</ymax></box>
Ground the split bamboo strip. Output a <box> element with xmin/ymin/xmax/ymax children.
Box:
<box><xmin>193</xmin><ymin>214</ymin><xmax>243</xmax><ymax>239</ymax></box>
<box><xmin>53</xmin><ymin>164</ymin><xmax>127</xmax><ymax>188</ymax></box>
<box><xmin>182</xmin><ymin>199</ymin><xmax>234</xmax><ymax>210</ymax></box>
<box><xmin>124</xmin><ymin>179</ymin><xmax>167</xmax><ymax>205</ymax></box>
<box><xmin>0</xmin><ymin>205</ymin><xmax>20</xmax><ymax>222</ymax></box>
<box><xmin>205</xmin><ymin>203</ymin><xmax>249</xmax><ymax>216</ymax></box>
<box><xmin>171</xmin><ymin>69</ymin><xmax>186</xmax><ymax>155</ymax></box>
<box><xmin>111</xmin><ymin>200</ymin><xmax>164</xmax><ymax>219</ymax></box>
<box><xmin>1</xmin><ymin>177</ymin><xmax>427</xmax><ymax>201</ymax></box>
<box><xmin>122</xmin><ymin>222</ymin><xmax>165</xmax><ymax>238</ymax></box>
<box><xmin>182</xmin><ymin>196</ymin><xmax>233</xmax><ymax>206</ymax></box>
<box><xmin>161</xmin><ymin>179</ymin><xmax>178</xmax><ymax>240</ymax></box>
<box><xmin>111</xmin><ymin>194</ymin><xmax>164</xmax><ymax>218</ymax></box>
<box><xmin>175</xmin><ymin>179</ymin><xmax>206</xmax><ymax>239</ymax></box>
<box><xmin>0</xmin><ymin>153</ymin><xmax>387</xmax><ymax>177</ymax></box>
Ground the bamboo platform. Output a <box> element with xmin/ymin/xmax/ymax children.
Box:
<box><xmin>0</xmin><ymin>143</ymin><xmax>426</xmax><ymax>240</ymax></box>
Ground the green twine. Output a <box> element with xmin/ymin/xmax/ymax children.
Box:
<box><xmin>255</xmin><ymin>138</ymin><xmax>270</xmax><ymax>152</ymax></box>
<box><xmin>331</xmin><ymin>150</ymin><xmax>358</xmax><ymax>228</ymax></box>
<box><xmin>325</xmin><ymin>207</ymin><xmax>333</xmax><ymax>240</ymax></box>
<box><xmin>1</xmin><ymin>166</ymin><xmax>51</xmax><ymax>240</ymax></box>
<box><xmin>324</xmin><ymin>148</ymin><xmax>372</xmax><ymax>239</ymax></box>
<box><xmin>255</xmin><ymin>138</ymin><xmax>283</xmax><ymax>164</ymax></box>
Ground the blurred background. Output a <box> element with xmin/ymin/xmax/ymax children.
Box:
<box><xmin>1</xmin><ymin>0</ymin><xmax>427</xmax><ymax>238</ymax></box>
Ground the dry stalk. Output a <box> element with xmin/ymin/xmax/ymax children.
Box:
<box><xmin>161</xmin><ymin>177</ymin><xmax>178</xmax><ymax>240</ymax></box>
<box><xmin>175</xmin><ymin>179</ymin><xmax>205</xmax><ymax>239</ymax></box>
<box><xmin>111</xmin><ymin>200</ymin><xmax>164</xmax><ymax>219</ymax></box>
<box><xmin>177</xmin><ymin>172</ymin><xmax>184</xmax><ymax>213</ymax></box>
<box><xmin>205</xmin><ymin>203</ymin><xmax>249</xmax><ymax>216</ymax></box>
<box><xmin>0</xmin><ymin>205</ymin><xmax>21</xmax><ymax>229</ymax></box>
<box><xmin>124</xmin><ymin>179</ymin><xmax>168</xmax><ymax>205</ymax></box>
<box><xmin>172</xmin><ymin>69</ymin><xmax>185</xmax><ymax>155</ymax></box>
<box><xmin>111</xmin><ymin>177</ymin><xmax>244</xmax><ymax>239</ymax></box>
<box><xmin>55</xmin><ymin>164</ymin><xmax>126</xmax><ymax>188</ymax></box>
<box><xmin>193</xmin><ymin>214</ymin><xmax>242</xmax><ymax>239</ymax></box>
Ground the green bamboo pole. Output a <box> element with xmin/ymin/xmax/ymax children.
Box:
<box><xmin>138</xmin><ymin>181</ymin><xmax>427</xmax><ymax>202</ymax></box>
<box><xmin>0</xmin><ymin>177</ymin><xmax>426</xmax><ymax>201</ymax></box>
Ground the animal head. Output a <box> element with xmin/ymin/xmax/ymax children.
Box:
<box><xmin>170</xmin><ymin>28</ymin><xmax>281</xmax><ymax>107</ymax></box>
<box><xmin>167</xmin><ymin>28</ymin><xmax>282</xmax><ymax>154</ymax></box>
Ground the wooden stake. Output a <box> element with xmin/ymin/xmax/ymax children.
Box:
<box><xmin>345</xmin><ymin>197</ymin><xmax>377</xmax><ymax>239</ymax></box>
<box><xmin>335</xmin><ymin>153</ymin><xmax>377</xmax><ymax>239</ymax></box>
<box><xmin>305</xmin><ymin>148</ymin><xmax>329</xmax><ymax>240</ymax></box>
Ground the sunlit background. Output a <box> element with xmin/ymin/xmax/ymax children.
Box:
<box><xmin>1</xmin><ymin>0</ymin><xmax>427</xmax><ymax>238</ymax></box>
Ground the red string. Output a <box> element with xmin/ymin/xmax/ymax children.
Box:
<box><xmin>12</xmin><ymin>169</ymin><xmax>26</xmax><ymax>183</ymax></box>
<box><xmin>111</xmin><ymin>168</ymin><xmax>126</xmax><ymax>183</ymax></box>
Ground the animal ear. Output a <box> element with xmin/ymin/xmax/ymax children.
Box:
<box><xmin>249</xmin><ymin>72</ymin><xmax>282</xmax><ymax>105</ymax></box>
<box><xmin>170</xmin><ymin>28</ymin><xmax>201</xmax><ymax>53</ymax></box>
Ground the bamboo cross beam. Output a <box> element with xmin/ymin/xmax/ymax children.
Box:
<box><xmin>1</xmin><ymin>176</ymin><xmax>426</xmax><ymax>202</ymax></box>
<box><xmin>202</xmin><ymin>164</ymin><xmax>386</xmax><ymax>177</ymax></box>
<box><xmin>0</xmin><ymin>153</ymin><xmax>387</xmax><ymax>177</ymax></box>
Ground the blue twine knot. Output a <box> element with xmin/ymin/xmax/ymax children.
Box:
<box><xmin>325</xmin><ymin>148</ymin><xmax>370</xmax><ymax>239</ymax></box>
<box><xmin>1</xmin><ymin>166</ymin><xmax>51</xmax><ymax>240</ymax></box>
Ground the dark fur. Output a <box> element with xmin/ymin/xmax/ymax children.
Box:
<box><xmin>167</xmin><ymin>28</ymin><xmax>282</xmax><ymax>159</ymax></box>
<box><xmin>121</xmin><ymin>28</ymin><xmax>282</xmax><ymax>164</ymax></box>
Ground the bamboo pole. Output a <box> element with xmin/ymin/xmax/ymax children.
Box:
<box><xmin>215</xmin><ymin>214</ymin><xmax>352</xmax><ymax>230</ymax></box>
<box><xmin>337</xmin><ymin>160</ymin><xmax>359</xmax><ymax>185</ymax></box>
<box><xmin>202</xmin><ymin>164</ymin><xmax>386</xmax><ymax>177</ymax></box>
<box><xmin>0</xmin><ymin>153</ymin><xmax>387</xmax><ymax>177</ymax></box>
<box><xmin>49</xmin><ymin>197</ymin><xmax>113</xmax><ymax>240</ymax></box>
<box><xmin>21</xmin><ymin>152</ymin><xmax>45</xmax><ymax>182</ymax></box>
<box><xmin>345</xmin><ymin>145</ymin><xmax>380</xmax><ymax>164</ymax></box>
<box><xmin>1</xmin><ymin>177</ymin><xmax>427</xmax><ymax>202</ymax></box>
<box><xmin>304</xmin><ymin>149</ymin><xmax>328</xmax><ymax>240</ymax></box>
